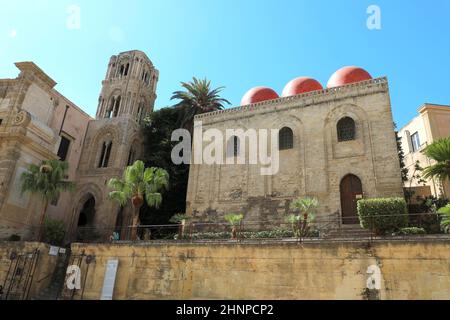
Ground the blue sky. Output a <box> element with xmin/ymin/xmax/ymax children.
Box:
<box><xmin>1</xmin><ymin>0</ymin><xmax>449</xmax><ymax>127</ymax></box>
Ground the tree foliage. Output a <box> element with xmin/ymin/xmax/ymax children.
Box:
<box><xmin>394</xmin><ymin>123</ymin><xmax>409</xmax><ymax>183</ymax></box>
<box><xmin>357</xmin><ymin>198</ymin><xmax>408</xmax><ymax>235</ymax></box>
<box><xmin>141</xmin><ymin>107</ymin><xmax>190</xmax><ymax>225</ymax></box>
<box><xmin>287</xmin><ymin>197</ymin><xmax>319</xmax><ymax>238</ymax></box>
<box><xmin>437</xmin><ymin>204</ymin><xmax>450</xmax><ymax>233</ymax></box>
<box><xmin>108</xmin><ymin>160</ymin><xmax>169</xmax><ymax>209</ymax></box>
<box><xmin>422</xmin><ymin>137</ymin><xmax>450</xmax><ymax>188</ymax></box>
<box><xmin>20</xmin><ymin>159</ymin><xmax>75</xmax><ymax>202</ymax></box>
<box><xmin>21</xmin><ymin>159</ymin><xmax>75</xmax><ymax>240</ymax></box>
<box><xmin>171</xmin><ymin>77</ymin><xmax>230</xmax><ymax>132</ymax></box>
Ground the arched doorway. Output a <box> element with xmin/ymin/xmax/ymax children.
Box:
<box><xmin>76</xmin><ymin>195</ymin><xmax>96</xmax><ymax>241</ymax></box>
<box><xmin>114</xmin><ymin>207</ymin><xmax>124</xmax><ymax>240</ymax></box>
<box><xmin>340</xmin><ymin>174</ymin><xmax>363</xmax><ymax>225</ymax></box>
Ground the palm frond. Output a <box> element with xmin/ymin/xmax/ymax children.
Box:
<box><xmin>20</xmin><ymin>160</ymin><xmax>75</xmax><ymax>201</ymax></box>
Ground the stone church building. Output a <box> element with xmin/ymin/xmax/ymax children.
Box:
<box><xmin>0</xmin><ymin>51</ymin><xmax>158</xmax><ymax>240</ymax></box>
<box><xmin>0</xmin><ymin>50</ymin><xmax>403</xmax><ymax>240</ymax></box>
<box><xmin>186</xmin><ymin>67</ymin><xmax>404</xmax><ymax>227</ymax></box>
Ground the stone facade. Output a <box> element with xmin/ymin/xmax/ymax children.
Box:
<box><xmin>0</xmin><ymin>51</ymin><xmax>158</xmax><ymax>241</ymax></box>
<box><xmin>399</xmin><ymin>103</ymin><xmax>450</xmax><ymax>199</ymax></box>
<box><xmin>67</xmin><ymin>50</ymin><xmax>158</xmax><ymax>241</ymax></box>
<box><xmin>186</xmin><ymin>77</ymin><xmax>404</xmax><ymax>227</ymax></box>
<box><xmin>67</xmin><ymin>240</ymin><xmax>450</xmax><ymax>300</ymax></box>
<box><xmin>0</xmin><ymin>62</ymin><xmax>91</xmax><ymax>239</ymax></box>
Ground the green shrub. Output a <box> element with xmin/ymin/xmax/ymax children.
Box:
<box><xmin>438</xmin><ymin>204</ymin><xmax>450</xmax><ymax>233</ymax></box>
<box><xmin>224</xmin><ymin>213</ymin><xmax>244</xmax><ymax>225</ymax></box>
<box><xmin>176</xmin><ymin>228</ymin><xmax>319</xmax><ymax>240</ymax></box>
<box><xmin>394</xmin><ymin>227</ymin><xmax>426</xmax><ymax>236</ymax></box>
<box><xmin>357</xmin><ymin>198</ymin><xmax>408</xmax><ymax>235</ymax></box>
<box><xmin>42</xmin><ymin>218</ymin><xmax>66</xmax><ymax>246</ymax></box>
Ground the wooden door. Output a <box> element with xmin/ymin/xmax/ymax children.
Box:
<box><xmin>340</xmin><ymin>174</ymin><xmax>363</xmax><ymax>225</ymax></box>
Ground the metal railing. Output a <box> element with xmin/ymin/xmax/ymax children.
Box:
<box><xmin>1</xmin><ymin>213</ymin><xmax>448</xmax><ymax>245</ymax></box>
<box><xmin>69</xmin><ymin>213</ymin><xmax>448</xmax><ymax>244</ymax></box>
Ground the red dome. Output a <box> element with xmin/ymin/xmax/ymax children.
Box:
<box><xmin>241</xmin><ymin>87</ymin><xmax>279</xmax><ymax>105</ymax></box>
<box><xmin>327</xmin><ymin>66</ymin><xmax>372</xmax><ymax>88</ymax></box>
<box><xmin>282</xmin><ymin>77</ymin><xmax>323</xmax><ymax>97</ymax></box>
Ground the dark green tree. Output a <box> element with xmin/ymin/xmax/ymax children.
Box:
<box><xmin>171</xmin><ymin>77</ymin><xmax>230</xmax><ymax>133</ymax></box>
<box><xmin>140</xmin><ymin>106</ymin><xmax>190</xmax><ymax>225</ymax></box>
<box><xmin>394</xmin><ymin>123</ymin><xmax>409</xmax><ymax>183</ymax></box>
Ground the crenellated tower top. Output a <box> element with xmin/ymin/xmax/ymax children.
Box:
<box><xmin>95</xmin><ymin>50</ymin><xmax>158</xmax><ymax>123</ymax></box>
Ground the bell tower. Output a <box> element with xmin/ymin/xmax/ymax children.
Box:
<box><xmin>69</xmin><ymin>50</ymin><xmax>159</xmax><ymax>241</ymax></box>
<box><xmin>96</xmin><ymin>50</ymin><xmax>158</xmax><ymax>121</ymax></box>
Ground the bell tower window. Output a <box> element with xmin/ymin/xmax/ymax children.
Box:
<box><xmin>98</xmin><ymin>141</ymin><xmax>113</xmax><ymax>168</ymax></box>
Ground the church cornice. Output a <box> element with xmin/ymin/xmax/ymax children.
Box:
<box><xmin>195</xmin><ymin>77</ymin><xmax>388</xmax><ymax>124</ymax></box>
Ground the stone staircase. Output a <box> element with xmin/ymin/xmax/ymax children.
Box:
<box><xmin>32</xmin><ymin>249</ymin><xmax>71</xmax><ymax>300</ymax></box>
<box><xmin>323</xmin><ymin>224</ymin><xmax>373</xmax><ymax>240</ymax></box>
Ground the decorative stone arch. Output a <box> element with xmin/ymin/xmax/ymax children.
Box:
<box><xmin>90</xmin><ymin>125</ymin><xmax>120</xmax><ymax>169</ymax></box>
<box><xmin>268</xmin><ymin>114</ymin><xmax>306</xmax><ymax>195</ymax></box>
<box><xmin>221</xmin><ymin>122</ymin><xmax>249</xmax><ymax>160</ymax></box>
<box><xmin>269</xmin><ymin>114</ymin><xmax>305</xmax><ymax>151</ymax></box>
<box><xmin>69</xmin><ymin>183</ymin><xmax>104</xmax><ymax>239</ymax></box>
<box><xmin>125</xmin><ymin>134</ymin><xmax>144</xmax><ymax>166</ymax></box>
<box><xmin>108</xmin><ymin>89</ymin><xmax>123</xmax><ymax>117</ymax></box>
<box><xmin>339</xmin><ymin>173</ymin><xmax>364</xmax><ymax>224</ymax></box>
<box><xmin>117</xmin><ymin>55</ymin><xmax>132</xmax><ymax>77</ymax></box>
<box><xmin>136</xmin><ymin>95</ymin><xmax>149</xmax><ymax>121</ymax></box>
<box><xmin>323</xmin><ymin>103</ymin><xmax>369</xmax><ymax>145</ymax></box>
<box><xmin>140</xmin><ymin>60</ymin><xmax>154</xmax><ymax>85</ymax></box>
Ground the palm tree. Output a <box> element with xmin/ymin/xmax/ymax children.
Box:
<box><xmin>107</xmin><ymin>160</ymin><xmax>169</xmax><ymax>240</ymax></box>
<box><xmin>224</xmin><ymin>213</ymin><xmax>244</xmax><ymax>240</ymax></box>
<box><xmin>422</xmin><ymin>137</ymin><xmax>450</xmax><ymax>197</ymax></box>
<box><xmin>438</xmin><ymin>204</ymin><xmax>450</xmax><ymax>233</ymax></box>
<box><xmin>171</xmin><ymin>77</ymin><xmax>231</xmax><ymax>132</ymax></box>
<box><xmin>287</xmin><ymin>197</ymin><xmax>319</xmax><ymax>239</ymax></box>
<box><xmin>21</xmin><ymin>160</ymin><xmax>75</xmax><ymax>241</ymax></box>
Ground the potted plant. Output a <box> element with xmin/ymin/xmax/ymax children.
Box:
<box><xmin>224</xmin><ymin>213</ymin><xmax>244</xmax><ymax>240</ymax></box>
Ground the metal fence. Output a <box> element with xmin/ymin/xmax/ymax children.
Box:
<box><xmin>1</xmin><ymin>213</ymin><xmax>448</xmax><ymax>245</ymax></box>
<box><xmin>70</xmin><ymin>212</ymin><xmax>448</xmax><ymax>244</ymax></box>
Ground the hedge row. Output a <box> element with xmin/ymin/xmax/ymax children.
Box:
<box><xmin>357</xmin><ymin>197</ymin><xmax>408</xmax><ymax>235</ymax></box>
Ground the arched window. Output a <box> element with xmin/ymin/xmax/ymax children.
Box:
<box><xmin>279</xmin><ymin>127</ymin><xmax>294</xmax><ymax>150</ymax></box>
<box><xmin>337</xmin><ymin>117</ymin><xmax>356</xmax><ymax>142</ymax></box>
<box><xmin>105</xmin><ymin>97</ymin><xmax>115</xmax><ymax>118</ymax></box>
<box><xmin>227</xmin><ymin>136</ymin><xmax>240</xmax><ymax>157</ymax></box>
<box><xmin>112</xmin><ymin>96</ymin><xmax>121</xmax><ymax>117</ymax></box>
<box><xmin>119</xmin><ymin>65</ymin><xmax>125</xmax><ymax>77</ymax></box>
<box><xmin>127</xmin><ymin>147</ymin><xmax>136</xmax><ymax>166</ymax></box>
<box><xmin>98</xmin><ymin>141</ymin><xmax>113</xmax><ymax>168</ymax></box>
<box><xmin>136</xmin><ymin>101</ymin><xmax>144</xmax><ymax>122</ymax></box>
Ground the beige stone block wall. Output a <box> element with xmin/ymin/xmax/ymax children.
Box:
<box><xmin>187</xmin><ymin>78</ymin><xmax>403</xmax><ymax>225</ymax></box>
<box><xmin>0</xmin><ymin>242</ymin><xmax>59</xmax><ymax>299</ymax></box>
<box><xmin>69</xmin><ymin>240</ymin><xmax>450</xmax><ymax>300</ymax></box>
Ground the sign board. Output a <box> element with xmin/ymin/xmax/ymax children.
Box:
<box><xmin>59</xmin><ymin>248</ymin><xmax>67</xmax><ymax>254</ymax></box>
<box><xmin>100</xmin><ymin>259</ymin><xmax>119</xmax><ymax>300</ymax></box>
<box><xmin>49</xmin><ymin>246</ymin><xmax>60</xmax><ymax>256</ymax></box>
